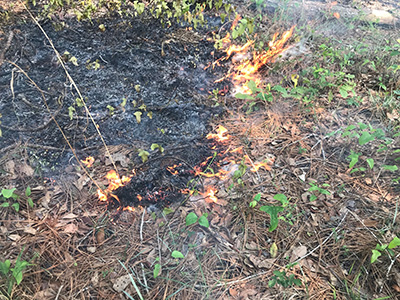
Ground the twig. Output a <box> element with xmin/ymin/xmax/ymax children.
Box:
<box><xmin>55</xmin><ymin>284</ymin><xmax>64</xmax><ymax>300</ymax></box>
<box><xmin>141</xmin><ymin>262</ymin><xmax>150</xmax><ymax>295</ymax></box>
<box><xmin>140</xmin><ymin>208</ymin><xmax>145</xmax><ymax>242</ymax></box>
<box><xmin>294</xmin><ymin>209</ymin><xmax>348</xmax><ymax>264</ymax></box>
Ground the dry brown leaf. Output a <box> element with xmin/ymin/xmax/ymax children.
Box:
<box><xmin>112</xmin><ymin>275</ymin><xmax>131</xmax><ymax>292</ymax></box>
<box><xmin>9</xmin><ymin>234</ymin><xmax>21</xmax><ymax>241</ymax></box>
<box><xmin>62</xmin><ymin>213</ymin><xmax>78</xmax><ymax>219</ymax></box>
<box><xmin>19</xmin><ymin>162</ymin><xmax>34</xmax><ymax>176</ymax></box>
<box><xmin>291</xmin><ymin>245</ymin><xmax>307</xmax><ymax>261</ymax></box>
<box><xmin>365</xmin><ymin>178</ymin><xmax>372</xmax><ymax>185</ymax></box>
<box><xmin>40</xmin><ymin>191</ymin><xmax>52</xmax><ymax>209</ymax></box>
<box><xmin>229</xmin><ymin>288</ymin><xmax>238</xmax><ymax>297</ymax></box>
<box><xmin>23</xmin><ymin>226</ymin><xmax>37</xmax><ymax>235</ymax></box>
<box><xmin>64</xmin><ymin>223</ymin><xmax>78</xmax><ymax>234</ymax></box>
<box><xmin>96</xmin><ymin>228</ymin><xmax>105</xmax><ymax>244</ymax></box>
<box><xmin>75</xmin><ymin>174</ymin><xmax>90</xmax><ymax>190</ymax></box>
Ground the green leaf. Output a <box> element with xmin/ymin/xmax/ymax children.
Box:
<box><xmin>2</xmin><ymin>188</ymin><xmax>16</xmax><ymax>199</ymax></box>
<box><xmin>163</xmin><ymin>207</ymin><xmax>174</xmax><ymax>215</ymax></box>
<box><xmin>359</xmin><ymin>131</ymin><xmax>375</xmax><ymax>145</ymax></box>
<box><xmin>25</xmin><ymin>187</ymin><xmax>31</xmax><ymax>197</ymax></box>
<box><xmin>249</xmin><ymin>201</ymin><xmax>257</xmax><ymax>208</ymax></box>
<box><xmin>254</xmin><ymin>193</ymin><xmax>261</xmax><ymax>202</ymax></box>
<box><xmin>389</xmin><ymin>236</ymin><xmax>400</xmax><ymax>249</ymax></box>
<box><xmin>371</xmin><ymin>249</ymin><xmax>381</xmax><ymax>263</ymax></box>
<box><xmin>185</xmin><ymin>212</ymin><xmax>198</xmax><ymax>226</ymax></box>
<box><xmin>138</xmin><ymin>149</ymin><xmax>149</xmax><ymax>163</ymax></box>
<box><xmin>270</xmin><ymin>242</ymin><xmax>278</xmax><ymax>258</ymax></box>
<box><xmin>309</xmin><ymin>195</ymin><xmax>317</xmax><ymax>202</ymax></box>
<box><xmin>198</xmin><ymin>214</ymin><xmax>209</xmax><ymax>228</ymax></box>
<box><xmin>247</xmin><ymin>80</ymin><xmax>260</xmax><ymax>93</ymax></box>
<box><xmin>153</xmin><ymin>263</ymin><xmax>161</xmax><ymax>278</ymax></box>
<box><xmin>383</xmin><ymin>165</ymin><xmax>398</xmax><ymax>171</ymax></box>
<box><xmin>0</xmin><ymin>202</ymin><xmax>10</xmax><ymax>208</ymax></box>
<box><xmin>134</xmin><ymin>111</ymin><xmax>142</xmax><ymax>123</ymax></box>
<box><xmin>12</xmin><ymin>269</ymin><xmax>23</xmax><ymax>285</ymax></box>
<box><xmin>339</xmin><ymin>86</ymin><xmax>348</xmax><ymax>98</ymax></box>
<box><xmin>68</xmin><ymin>106</ymin><xmax>75</xmax><ymax>120</ymax></box>
<box><xmin>366</xmin><ymin>158</ymin><xmax>374</xmax><ymax>169</ymax></box>
<box><xmin>0</xmin><ymin>260</ymin><xmax>10</xmax><ymax>275</ymax></box>
<box><xmin>12</xmin><ymin>203</ymin><xmax>19</xmax><ymax>212</ymax></box>
<box><xmin>151</xmin><ymin>143</ymin><xmax>164</xmax><ymax>153</ymax></box>
<box><xmin>348</xmin><ymin>152</ymin><xmax>360</xmax><ymax>169</ymax></box>
<box><xmin>171</xmin><ymin>250</ymin><xmax>184</xmax><ymax>259</ymax></box>
<box><xmin>274</xmin><ymin>194</ymin><xmax>288</xmax><ymax>206</ymax></box>
<box><xmin>259</xmin><ymin>205</ymin><xmax>284</xmax><ymax>232</ymax></box>
<box><xmin>27</xmin><ymin>198</ymin><xmax>34</xmax><ymax>208</ymax></box>
<box><xmin>235</xmin><ymin>93</ymin><xmax>254</xmax><ymax>100</ymax></box>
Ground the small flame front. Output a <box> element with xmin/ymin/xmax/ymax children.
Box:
<box><xmin>81</xmin><ymin>156</ymin><xmax>95</xmax><ymax>168</ymax></box>
<box><xmin>206</xmin><ymin>125</ymin><xmax>230</xmax><ymax>142</ymax></box>
<box><xmin>97</xmin><ymin>170</ymin><xmax>132</xmax><ymax>202</ymax></box>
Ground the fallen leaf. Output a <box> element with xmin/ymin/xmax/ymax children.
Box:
<box><xmin>64</xmin><ymin>223</ymin><xmax>78</xmax><ymax>234</ymax></box>
<box><xmin>96</xmin><ymin>228</ymin><xmax>105</xmax><ymax>244</ymax></box>
<box><xmin>365</xmin><ymin>178</ymin><xmax>372</xmax><ymax>185</ymax></box>
<box><xmin>270</xmin><ymin>242</ymin><xmax>278</xmax><ymax>258</ymax></box>
<box><xmin>112</xmin><ymin>275</ymin><xmax>131</xmax><ymax>292</ymax></box>
<box><xmin>291</xmin><ymin>245</ymin><xmax>307</xmax><ymax>261</ymax></box>
<box><xmin>62</xmin><ymin>213</ymin><xmax>78</xmax><ymax>219</ymax></box>
<box><xmin>24</xmin><ymin>226</ymin><xmax>37</xmax><ymax>235</ymax></box>
<box><xmin>229</xmin><ymin>288</ymin><xmax>238</xmax><ymax>297</ymax></box>
<box><xmin>87</xmin><ymin>246</ymin><xmax>96</xmax><ymax>253</ymax></box>
<box><xmin>9</xmin><ymin>234</ymin><xmax>21</xmax><ymax>241</ymax></box>
<box><xmin>19</xmin><ymin>162</ymin><xmax>34</xmax><ymax>176</ymax></box>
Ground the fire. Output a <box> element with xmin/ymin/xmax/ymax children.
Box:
<box><xmin>81</xmin><ymin>156</ymin><xmax>94</xmax><ymax>168</ymax></box>
<box><xmin>201</xmin><ymin>187</ymin><xmax>218</xmax><ymax>203</ymax></box>
<box><xmin>167</xmin><ymin>164</ymin><xmax>181</xmax><ymax>175</ymax></box>
<box><xmin>206</xmin><ymin>125</ymin><xmax>230</xmax><ymax>142</ymax></box>
<box><xmin>97</xmin><ymin>170</ymin><xmax>132</xmax><ymax>202</ymax></box>
<box><xmin>194</xmin><ymin>166</ymin><xmax>230</xmax><ymax>180</ymax></box>
<box><xmin>216</xmin><ymin>26</ymin><xmax>295</xmax><ymax>94</ymax></box>
<box><xmin>250</xmin><ymin>161</ymin><xmax>272</xmax><ymax>172</ymax></box>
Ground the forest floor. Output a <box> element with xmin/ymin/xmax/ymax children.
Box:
<box><xmin>0</xmin><ymin>0</ymin><xmax>400</xmax><ymax>299</ymax></box>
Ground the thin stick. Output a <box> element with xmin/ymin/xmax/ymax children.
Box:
<box><xmin>294</xmin><ymin>209</ymin><xmax>348</xmax><ymax>264</ymax></box>
<box><xmin>140</xmin><ymin>208</ymin><xmax>145</xmax><ymax>242</ymax></box>
<box><xmin>55</xmin><ymin>284</ymin><xmax>64</xmax><ymax>300</ymax></box>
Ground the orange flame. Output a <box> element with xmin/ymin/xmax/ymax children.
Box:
<box><xmin>216</xmin><ymin>26</ymin><xmax>295</xmax><ymax>94</ymax></box>
<box><xmin>97</xmin><ymin>170</ymin><xmax>132</xmax><ymax>202</ymax></box>
<box><xmin>81</xmin><ymin>156</ymin><xmax>95</xmax><ymax>168</ymax></box>
<box><xmin>202</xmin><ymin>187</ymin><xmax>218</xmax><ymax>203</ymax></box>
<box><xmin>206</xmin><ymin>125</ymin><xmax>230</xmax><ymax>142</ymax></box>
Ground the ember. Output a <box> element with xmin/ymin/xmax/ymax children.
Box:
<box><xmin>81</xmin><ymin>156</ymin><xmax>95</xmax><ymax>168</ymax></box>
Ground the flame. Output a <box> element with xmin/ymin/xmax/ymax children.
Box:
<box><xmin>206</xmin><ymin>125</ymin><xmax>230</xmax><ymax>142</ymax></box>
<box><xmin>167</xmin><ymin>164</ymin><xmax>181</xmax><ymax>175</ymax></box>
<box><xmin>251</xmin><ymin>161</ymin><xmax>272</xmax><ymax>172</ymax></box>
<box><xmin>81</xmin><ymin>156</ymin><xmax>94</xmax><ymax>168</ymax></box>
<box><xmin>194</xmin><ymin>166</ymin><xmax>230</xmax><ymax>180</ymax></box>
<box><xmin>97</xmin><ymin>170</ymin><xmax>132</xmax><ymax>202</ymax></box>
<box><xmin>123</xmin><ymin>206</ymin><xmax>135</xmax><ymax>212</ymax></box>
<box><xmin>216</xmin><ymin>26</ymin><xmax>295</xmax><ymax>94</ymax></box>
<box><xmin>202</xmin><ymin>187</ymin><xmax>218</xmax><ymax>203</ymax></box>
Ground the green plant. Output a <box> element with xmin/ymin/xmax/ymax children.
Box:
<box><xmin>371</xmin><ymin>236</ymin><xmax>400</xmax><ymax>264</ymax></box>
<box><xmin>185</xmin><ymin>212</ymin><xmax>209</xmax><ymax>228</ymax></box>
<box><xmin>0</xmin><ymin>249</ymin><xmax>33</xmax><ymax>296</ymax></box>
<box><xmin>1</xmin><ymin>188</ymin><xmax>20</xmax><ymax>212</ymax></box>
<box><xmin>258</xmin><ymin>194</ymin><xmax>290</xmax><ymax>232</ymax></box>
<box><xmin>268</xmin><ymin>268</ymin><xmax>301</xmax><ymax>288</ymax></box>
<box><xmin>307</xmin><ymin>182</ymin><xmax>331</xmax><ymax>202</ymax></box>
